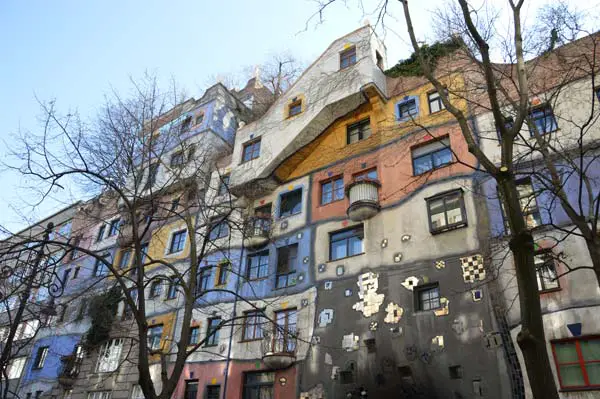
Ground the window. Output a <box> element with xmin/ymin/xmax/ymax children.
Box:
<box><xmin>376</xmin><ymin>50</ymin><xmax>383</xmax><ymax>69</ymax></box>
<box><xmin>166</xmin><ymin>277</ymin><xmax>177</xmax><ymax>299</ymax></box>
<box><xmin>205</xmin><ymin>318</ymin><xmax>221</xmax><ymax>347</ymax></box>
<box><xmin>426</xmin><ymin>190</ymin><xmax>467</xmax><ymax>234</ymax></box>
<box><xmin>122</xmin><ymin>289</ymin><xmax>137</xmax><ymax>320</ymax></box>
<box><xmin>243</xmin><ymin>372</ymin><xmax>274</xmax><ymax>399</ymax></box>
<box><xmin>189</xmin><ymin>327</ymin><xmax>200</xmax><ymax>345</ymax></box>
<box><xmin>140</xmin><ymin>243</ymin><xmax>149</xmax><ymax>264</ymax></box>
<box><xmin>195</xmin><ymin>114</ymin><xmax>204</xmax><ymax>125</ymax></box>
<box><xmin>208</xmin><ymin>218</ymin><xmax>229</xmax><ymax>240</ymax></box>
<box><xmin>529</xmin><ymin>104</ymin><xmax>558</xmax><ymax>136</ymax></box>
<box><xmin>130</xmin><ymin>386</ymin><xmax>144</xmax><ymax>399</ymax></box>
<box><xmin>73</xmin><ymin>267</ymin><xmax>80</xmax><ymax>279</ymax></box>
<box><xmin>216</xmin><ymin>262</ymin><xmax>229</xmax><ymax>286</ymax></box>
<box><xmin>149</xmin><ymin>280</ymin><xmax>163</xmax><ymax>298</ymax></box>
<box><xmin>397</xmin><ymin>98</ymin><xmax>418</xmax><ymax>120</ymax></box>
<box><xmin>329</xmin><ymin>225</ymin><xmax>364</xmax><ymax>261</ymax></box>
<box><xmin>169</xmin><ymin>230</ymin><xmax>187</xmax><ymax>253</ymax></box>
<box><xmin>340</xmin><ymin>46</ymin><xmax>357</xmax><ymax>69</ymax></box>
<box><xmin>108</xmin><ymin>219</ymin><xmax>120</xmax><ymax>237</ymax></box>
<box><xmin>58</xmin><ymin>304</ymin><xmax>68</xmax><ymax>322</ymax></box>
<box><xmin>242</xmin><ymin>311</ymin><xmax>265</xmax><ymax>341</ymax></box>
<box><xmin>197</xmin><ymin>267</ymin><xmax>212</xmax><ymax>292</ymax></box>
<box><xmin>184</xmin><ymin>381</ymin><xmax>198</xmax><ymax>399</ymax></box>
<box><xmin>412</xmin><ymin>137</ymin><xmax>452</xmax><ymax>175</ymax></box>
<box><xmin>353</xmin><ymin>168</ymin><xmax>377</xmax><ymax>181</ymax></box>
<box><xmin>7</xmin><ymin>357</ymin><xmax>26</xmax><ymax>379</ymax></box>
<box><xmin>247</xmin><ymin>251</ymin><xmax>269</xmax><ymax>280</ymax></box>
<box><xmin>119</xmin><ymin>250</ymin><xmax>131</xmax><ymax>269</ymax></box>
<box><xmin>144</xmin><ymin>163</ymin><xmax>159</xmax><ymax>190</ymax></box>
<box><xmin>96</xmin><ymin>225</ymin><xmax>106</xmax><ymax>242</ymax></box>
<box><xmin>147</xmin><ymin>325</ymin><xmax>163</xmax><ymax>350</ymax></box>
<box><xmin>428</xmin><ymin>90</ymin><xmax>446</xmax><ymax>113</ymax></box>
<box><xmin>242</xmin><ymin>139</ymin><xmax>261</xmax><ymax>163</ymax></box>
<box><xmin>279</xmin><ymin>189</ymin><xmax>302</xmax><ymax>218</ymax></box>
<box><xmin>346</xmin><ymin>118</ymin><xmax>371</xmax><ymax>144</ymax></box>
<box><xmin>274</xmin><ymin>309</ymin><xmax>297</xmax><ymax>353</ymax></box>
<box><xmin>500</xmin><ymin>178</ymin><xmax>542</xmax><ymax>232</ymax></box>
<box><xmin>88</xmin><ymin>393</ymin><xmax>112</xmax><ymax>399</ymax></box>
<box><xmin>415</xmin><ymin>283</ymin><xmax>441</xmax><ymax>311</ymax></box>
<box><xmin>205</xmin><ymin>386</ymin><xmax>220</xmax><ymax>399</ymax></box>
<box><xmin>70</xmin><ymin>236</ymin><xmax>82</xmax><ymax>260</ymax></box>
<box><xmin>76</xmin><ymin>300</ymin><xmax>87</xmax><ymax>320</ymax></box>
<box><xmin>535</xmin><ymin>251</ymin><xmax>560</xmax><ymax>292</ymax></box>
<box><xmin>61</xmin><ymin>269</ymin><xmax>71</xmax><ymax>284</ymax></box>
<box><xmin>276</xmin><ymin>244</ymin><xmax>297</xmax><ymax>289</ymax></box>
<box><xmin>35</xmin><ymin>392</ymin><xmax>42</xmax><ymax>399</ymax></box>
<box><xmin>287</xmin><ymin>98</ymin><xmax>303</xmax><ymax>117</ymax></box>
<box><xmin>93</xmin><ymin>254</ymin><xmax>110</xmax><ymax>277</ymax></box>
<box><xmin>96</xmin><ymin>339</ymin><xmax>123</xmax><ymax>372</ymax></box>
<box><xmin>321</xmin><ymin>176</ymin><xmax>344</xmax><ymax>205</ymax></box>
<box><xmin>596</xmin><ymin>87</ymin><xmax>600</xmax><ymax>103</ymax></box>
<box><xmin>170</xmin><ymin>151</ymin><xmax>185</xmax><ymax>167</ymax></box>
<box><xmin>180</xmin><ymin>116</ymin><xmax>192</xmax><ymax>134</ymax></box>
<box><xmin>217</xmin><ymin>175</ymin><xmax>230</xmax><ymax>196</ymax></box>
<box><xmin>552</xmin><ymin>336</ymin><xmax>600</xmax><ymax>389</ymax></box>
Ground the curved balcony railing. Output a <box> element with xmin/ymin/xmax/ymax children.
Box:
<box><xmin>58</xmin><ymin>354</ymin><xmax>82</xmax><ymax>387</ymax></box>
<box><xmin>243</xmin><ymin>216</ymin><xmax>271</xmax><ymax>248</ymax></box>
<box><xmin>261</xmin><ymin>328</ymin><xmax>297</xmax><ymax>370</ymax></box>
<box><xmin>345</xmin><ymin>179</ymin><xmax>381</xmax><ymax>221</ymax></box>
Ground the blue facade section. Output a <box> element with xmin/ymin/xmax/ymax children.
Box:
<box><xmin>57</xmin><ymin>248</ymin><xmax>117</xmax><ymax>296</ymax></box>
<box><xmin>196</xmin><ymin>249</ymin><xmax>243</xmax><ymax>305</ymax></box>
<box><xmin>23</xmin><ymin>335</ymin><xmax>81</xmax><ymax>382</ymax></box>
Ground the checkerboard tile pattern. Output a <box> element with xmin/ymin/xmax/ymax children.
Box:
<box><xmin>460</xmin><ymin>254</ymin><xmax>485</xmax><ymax>283</ymax></box>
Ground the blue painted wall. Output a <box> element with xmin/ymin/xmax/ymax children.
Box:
<box><xmin>23</xmin><ymin>335</ymin><xmax>81</xmax><ymax>382</ymax></box>
<box><xmin>195</xmin><ymin>249</ymin><xmax>243</xmax><ymax>305</ymax></box>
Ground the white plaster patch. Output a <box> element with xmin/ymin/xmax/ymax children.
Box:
<box><xmin>393</xmin><ymin>253</ymin><xmax>402</xmax><ymax>263</ymax></box>
<box><xmin>461</xmin><ymin>254</ymin><xmax>485</xmax><ymax>283</ymax></box>
<box><xmin>401</xmin><ymin>276</ymin><xmax>420</xmax><ymax>291</ymax></box>
<box><xmin>331</xmin><ymin>366</ymin><xmax>340</xmax><ymax>380</ymax></box>
<box><xmin>352</xmin><ymin>272</ymin><xmax>384</xmax><ymax>317</ymax></box>
<box><xmin>433</xmin><ymin>297</ymin><xmax>449</xmax><ymax>316</ymax></box>
<box><xmin>384</xmin><ymin>302</ymin><xmax>403</xmax><ymax>324</ymax></box>
<box><xmin>369</xmin><ymin>321</ymin><xmax>378</xmax><ymax>331</ymax></box>
<box><xmin>432</xmin><ymin>335</ymin><xmax>445</xmax><ymax>349</ymax></box>
<box><xmin>324</xmin><ymin>281</ymin><xmax>333</xmax><ymax>290</ymax></box>
<box><xmin>318</xmin><ymin>309</ymin><xmax>334</xmax><ymax>327</ymax></box>
<box><xmin>342</xmin><ymin>333</ymin><xmax>360</xmax><ymax>352</ymax></box>
<box><xmin>324</xmin><ymin>353</ymin><xmax>333</xmax><ymax>365</ymax></box>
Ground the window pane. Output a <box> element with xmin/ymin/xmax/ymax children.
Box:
<box><xmin>586</xmin><ymin>363</ymin><xmax>600</xmax><ymax>385</ymax></box>
<box><xmin>334</xmin><ymin>179</ymin><xmax>345</xmax><ymax>200</ymax></box>
<box><xmin>432</xmin><ymin>148</ymin><xmax>452</xmax><ymax>168</ymax></box>
<box><xmin>581</xmin><ymin>340</ymin><xmax>600</xmax><ymax>361</ymax></box>
<box><xmin>559</xmin><ymin>364</ymin><xmax>586</xmax><ymax>387</ymax></box>
<box><xmin>413</xmin><ymin>156</ymin><xmax>432</xmax><ymax>175</ymax></box>
<box><xmin>330</xmin><ymin>240</ymin><xmax>347</xmax><ymax>260</ymax></box>
<box><xmin>348</xmin><ymin>236</ymin><xmax>363</xmax><ymax>256</ymax></box>
<box><xmin>555</xmin><ymin>343</ymin><xmax>579</xmax><ymax>362</ymax></box>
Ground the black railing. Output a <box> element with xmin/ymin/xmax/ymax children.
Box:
<box><xmin>58</xmin><ymin>354</ymin><xmax>82</xmax><ymax>381</ymax></box>
<box><xmin>262</xmin><ymin>327</ymin><xmax>298</xmax><ymax>355</ymax></box>
<box><xmin>244</xmin><ymin>216</ymin><xmax>271</xmax><ymax>238</ymax></box>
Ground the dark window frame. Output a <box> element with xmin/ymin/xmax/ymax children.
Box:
<box><xmin>32</xmin><ymin>346</ymin><xmax>49</xmax><ymax>369</ymax></box>
<box><xmin>96</xmin><ymin>225</ymin><xmax>106</xmax><ymax>242</ymax></box>
<box><xmin>425</xmin><ymin>189</ymin><xmax>467</xmax><ymax>234</ymax></box>
<box><xmin>275</xmin><ymin>244</ymin><xmax>298</xmax><ymax>289</ymax></box>
<box><xmin>216</xmin><ymin>262</ymin><xmax>229</xmax><ymax>286</ymax></box>
<box><xmin>189</xmin><ymin>327</ymin><xmax>200</xmax><ymax>345</ymax></box>
<box><xmin>246</xmin><ymin>251</ymin><xmax>269</xmax><ymax>281</ymax></box>
<box><xmin>108</xmin><ymin>219</ymin><xmax>120</xmax><ymax>237</ymax></box>
<box><xmin>241</xmin><ymin>139</ymin><xmax>261</xmax><ymax>163</ymax></box>
<box><xmin>241</xmin><ymin>310</ymin><xmax>265</xmax><ymax>342</ymax></box>
<box><xmin>427</xmin><ymin>90</ymin><xmax>447</xmax><ymax>114</ymax></box>
<box><xmin>414</xmin><ymin>283</ymin><xmax>441</xmax><ymax>311</ymax></box>
<box><xmin>208</xmin><ymin>218</ymin><xmax>229</xmax><ymax>240</ymax></box>
<box><xmin>205</xmin><ymin>385</ymin><xmax>220</xmax><ymax>399</ymax></box>
<box><xmin>535</xmin><ymin>249</ymin><xmax>561</xmax><ymax>293</ymax></box>
<box><xmin>197</xmin><ymin>266</ymin><xmax>213</xmax><ymax>293</ymax></box>
<box><xmin>551</xmin><ymin>335</ymin><xmax>600</xmax><ymax>391</ymax></box>
<box><xmin>411</xmin><ymin>137</ymin><xmax>453</xmax><ymax>176</ymax></box>
<box><xmin>184</xmin><ymin>380</ymin><xmax>199</xmax><ymax>399</ymax></box>
<box><xmin>147</xmin><ymin>324</ymin><xmax>163</xmax><ymax>350</ymax></box>
<box><xmin>149</xmin><ymin>279</ymin><xmax>163</xmax><ymax>298</ymax></box>
<box><xmin>346</xmin><ymin>118</ymin><xmax>371</xmax><ymax>145</ymax></box>
<box><xmin>340</xmin><ymin>46</ymin><xmax>357</xmax><ymax>69</ymax></box>
<box><xmin>397</xmin><ymin>98</ymin><xmax>418</xmax><ymax>120</ymax></box>
<box><xmin>217</xmin><ymin>175</ymin><xmax>230</xmax><ymax>197</ymax></box>
<box><xmin>320</xmin><ymin>176</ymin><xmax>344</xmax><ymax>205</ymax></box>
<box><xmin>329</xmin><ymin>225</ymin><xmax>365</xmax><ymax>261</ymax></box>
<box><xmin>205</xmin><ymin>317</ymin><xmax>221</xmax><ymax>347</ymax></box>
<box><xmin>528</xmin><ymin>104</ymin><xmax>558</xmax><ymax>136</ymax></box>
<box><xmin>169</xmin><ymin>230</ymin><xmax>187</xmax><ymax>254</ymax></box>
<box><xmin>93</xmin><ymin>254</ymin><xmax>110</xmax><ymax>277</ymax></box>
<box><xmin>170</xmin><ymin>150</ymin><xmax>186</xmax><ymax>167</ymax></box>
<box><xmin>279</xmin><ymin>188</ymin><xmax>303</xmax><ymax>218</ymax></box>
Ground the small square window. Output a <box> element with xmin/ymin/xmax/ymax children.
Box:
<box><xmin>96</xmin><ymin>225</ymin><xmax>106</xmax><ymax>242</ymax></box>
<box><xmin>329</xmin><ymin>225</ymin><xmax>364</xmax><ymax>261</ymax></box>
<box><xmin>340</xmin><ymin>46</ymin><xmax>357</xmax><ymax>69</ymax></box>
<box><xmin>149</xmin><ymin>280</ymin><xmax>162</xmax><ymax>298</ymax></box>
<box><xmin>288</xmin><ymin>100</ymin><xmax>303</xmax><ymax>117</ymax></box>
<box><xmin>346</xmin><ymin>118</ymin><xmax>371</xmax><ymax>144</ymax></box>
<box><xmin>169</xmin><ymin>230</ymin><xmax>187</xmax><ymax>253</ymax></box>
<box><xmin>428</xmin><ymin>90</ymin><xmax>446</xmax><ymax>114</ymax></box>
<box><xmin>321</xmin><ymin>176</ymin><xmax>344</xmax><ymax>205</ymax></box>
<box><xmin>147</xmin><ymin>325</ymin><xmax>163</xmax><ymax>350</ymax></box>
<box><xmin>279</xmin><ymin>189</ymin><xmax>302</xmax><ymax>218</ymax></box>
<box><xmin>218</xmin><ymin>175</ymin><xmax>230</xmax><ymax>196</ymax></box>
<box><xmin>397</xmin><ymin>99</ymin><xmax>418</xmax><ymax>120</ymax></box>
<box><xmin>208</xmin><ymin>218</ymin><xmax>229</xmax><ymax>240</ymax></box>
<box><xmin>415</xmin><ymin>283</ymin><xmax>441</xmax><ymax>311</ymax></box>
<box><xmin>170</xmin><ymin>151</ymin><xmax>185</xmax><ymax>167</ymax></box>
<box><xmin>353</xmin><ymin>168</ymin><xmax>377</xmax><ymax>181</ymax></box>
<box><xmin>426</xmin><ymin>190</ymin><xmax>467</xmax><ymax>234</ymax></box>
<box><xmin>242</xmin><ymin>139</ymin><xmax>261</xmax><ymax>163</ymax></box>
<box><xmin>195</xmin><ymin>114</ymin><xmax>204</xmax><ymax>125</ymax></box>
<box><xmin>535</xmin><ymin>250</ymin><xmax>560</xmax><ymax>292</ymax></box>
<box><xmin>108</xmin><ymin>219</ymin><xmax>120</xmax><ymax>237</ymax></box>
<box><xmin>529</xmin><ymin>104</ymin><xmax>558</xmax><ymax>136</ymax></box>
<box><xmin>412</xmin><ymin>137</ymin><xmax>452</xmax><ymax>175</ymax></box>
<box><xmin>205</xmin><ymin>385</ymin><xmax>220</xmax><ymax>399</ymax></box>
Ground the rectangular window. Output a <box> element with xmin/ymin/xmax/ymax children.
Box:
<box><xmin>242</xmin><ymin>139</ymin><xmax>261</xmax><ymax>163</ymax></box>
<box><xmin>552</xmin><ymin>336</ymin><xmax>600</xmax><ymax>389</ymax></box>
<box><xmin>197</xmin><ymin>267</ymin><xmax>212</xmax><ymax>293</ymax></box>
<box><xmin>94</xmin><ymin>254</ymin><xmax>110</xmax><ymax>277</ymax></box>
<box><xmin>169</xmin><ymin>230</ymin><xmax>187</xmax><ymax>253</ymax></box>
<box><xmin>189</xmin><ymin>327</ymin><xmax>200</xmax><ymax>345</ymax></box>
<box><xmin>184</xmin><ymin>381</ymin><xmax>198</xmax><ymax>399</ymax></box>
<box><xmin>288</xmin><ymin>100</ymin><xmax>303</xmax><ymax>117</ymax></box>
<box><xmin>180</xmin><ymin>116</ymin><xmax>192</xmax><ymax>134</ymax></box>
<box><xmin>147</xmin><ymin>325</ymin><xmax>163</xmax><ymax>350</ymax></box>
<box><xmin>242</xmin><ymin>311</ymin><xmax>265</xmax><ymax>341</ymax></box>
<box><xmin>144</xmin><ymin>163</ymin><xmax>159</xmax><ymax>190</ymax></box>
<box><xmin>428</xmin><ymin>90</ymin><xmax>446</xmax><ymax>113</ymax></box>
<box><xmin>535</xmin><ymin>251</ymin><xmax>560</xmax><ymax>292</ymax></box>
<box><xmin>247</xmin><ymin>251</ymin><xmax>269</xmax><ymax>280</ymax></box>
<box><xmin>119</xmin><ymin>250</ymin><xmax>131</xmax><ymax>269</ymax></box>
<box><xmin>329</xmin><ymin>225</ymin><xmax>364</xmax><ymax>261</ymax></box>
<box><xmin>412</xmin><ymin>137</ymin><xmax>452</xmax><ymax>175</ymax></box>
<box><xmin>166</xmin><ymin>277</ymin><xmax>177</xmax><ymax>299</ymax></box>
<box><xmin>87</xmin><ymin>392</ymin><xmax>112</xmax><ymax>399</ymax></box>
<box><xmin>346</xmin><ymin>118</ymin><xmax>371</xmax><ymax>144</ymax></box>
<box><xmin>208</xmin><ymin>219</ymin><xmax>229</xmax><ymax>240</ymax></box>
<box><xmin>500</xmin><ymin>178</ymin><xmax>542</xmax><ymax>232</ymax></box>
<box><xmin>353</xmin><ymin>168</ymin><xmax>377</xmax><ymax>181</ymax></box>
<box><xmin>96</xmin><ymin>225</ymin><xmax>106</xmax><ymax>242</ymax></box>
<box><xmin>206</xmin><ymin>318</ymin><xmax>221</xmax><ymax>347</ymax></box>
<box><xmin>73</xmin><ymin>267</ymin><xmax>80</xmax><ymax>279</ymax></box>
<box><xmin>276</xmin><ymin>244</ymin><xmax>298</xmax><ymax>289</ymax></box>
<box><xmin>96</xmin><ymin>339</ymin><xmax>123</xmax><ymax>372</ymax></box>
<box><xmin>149</xmin><ymin>280</ymin><xmax>162</xmax><ymax>298</ymax></box>
<box><xmin>33</xmin><ymin>346</ymin><xmax>49</xmax><ymax>369</ymax></box>
<box><xmin>218</xmin><ymin>175</ymin><xmax>230</xmax><ymax>196</ymax></box>
<box><xmin>195</xmin><ymin>114</ymin><xmax>204</xmax><ymax>125</ymax></box>
<box><xmin>216</xmin><ymin>262</ymin><xmax>229</xmax><ymax>286</ymax></box>
<box><xmin>170</xmin><ymin>198</ymin><xmax>180</xmax><ymax>212</ymax></box>
<box><xmin>596</xmin><ymin>87</ymin><xmax>600</xmax><ymax>102</ymax></box>
<box><xmin>140</xmin><ymin>243</ymin><xmax>149</xmax><ymax>264</ymax></box>
<box><xmin>321</xmin><ymin>176</ymin><xmax>344</xmax><ymax>205</ymax></box>
<box><xmin>274</xmin><ymin>309</ymin><xmax>297</xmax><ymax>353</ymax></box>
<box><xmin>243</xmin><ymin>372</ymin><xmax>274</xmax><ymax>399</ymax></box>
<box><xmin>398</xmin><ymin>99</ymin><xmax>418</xmax><ymax>119</ymax></box>
<box><xmin>61</xmin><ymin>269</ymin><xmax>71</xmax><ymax>284</ymax></box>
<box><xmin>7</xmin><ymin>357</ymin><xmax>26</xmax><ymax>379</ymax></box>
<box><xmin>279</xmin><ymin>189</ymin><xmax>302</xmax><ymax>218</ymax></box>
<box><xmin>70</xmin><ymin>236</ymin><xmax>82</xmax><ymax>260</ymax></box>
<box><xmin>108</xmin><ymin>219</ymin><xmax>120</xmax><ymax>237</ymax></box>
<box><xmin>170</xmin><ymin>151</ymin><xmax>185</xmax><ymax>167</ymax></box>
<box><xmin>426</xmin><ymin>190</ymin><xmax>467</xmax><ymax>234</ymax></box>
<box><xmin>340</xmin><ymin>46</ymin><xmax>357</xmax><ymax>69</ymax></box>
<box><xmin>529</xmin><ymin>105</ymin><xmax>558</xmax><ymax>136</ymax></box>
<box><xmin>205</xmin><ymin>386</ymin><xmax>220</xmax><ymax>399</ymax></box>
<box><xmin>415</xmin><ymin>283</ymin><xmax>441</xmax><ymax>311</ymax></box>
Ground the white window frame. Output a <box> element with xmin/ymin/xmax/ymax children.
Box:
<box><xmin>88</xmin><ymin>391</ymin><xmax>112</xmax><ymax>399</ymax></box>
<box><xmin>6</xmin><ymin>356</ymin><xmax>26</xmax><ymax>379</ymax></box>
<box><xmin>96</xmin><ymin>339</ymin><xmax>123</xmax><ymax>373</ymax></box>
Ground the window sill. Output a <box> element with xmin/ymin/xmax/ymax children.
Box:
<box><xmin>560</xmin><ymin>386</ymin><xmax>600</xmax><ymax>392</ymax></box>
<box><xmin>430</xmin><ymin>222</ymin><xmax>467</xmax><ymax>235</ymax></box>
<box><xmin>275</xmin><ymin>284</ymin><xmax>297</xmax><ymax>291</ymax></box>
<box><xmin>397</xmin><ymin>115</ymin><xmax>419</xmax><ymax>123</ymax></box>
<box><xmin>428</xmin><ymin>108</ymin><xmax>447</xmax><ymax>116</ymax></box>
<box><xmin>339</xmin><ymin>63</ymin><xmax>357</xmax><ymax>71</ymax></box>
<box><xmin>204</xmin><ymin>344</ymin><xmax>218</xmax><ymax>348</ymax></box>
<box><xmin>539</xmin><ymin>287</ymin><xmax>561</xmax><ymax>295</ymax></box>
<box><xmin>286</xmin><ymin>113</ymin><xmax>303</xmax><ymax>120</ymax></box>
<box><xmin>240</xmin><ymin>338</ymin><xmax>263</xmax><ymax>343</ymax></box>
<box><xmin>328</xmin><ymin>252</ymin><xmax>365</xmax><ymax>263</ymax></box>
<box><xmin>319</xmin><ymin>198</ymin><xmax>345</xmax><ymax>208</ymax></box>
<box><xmin>278</xmin><ymin>211</ymin><xmax>302</xmax><ymax>221</ymax></box>
<box><xmin>240</xmin><ymin>158</ymin><xmax>259</xmax><ymax>166</ymax></box>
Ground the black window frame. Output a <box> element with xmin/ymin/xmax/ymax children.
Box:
<box><xmin>169</xmin><ymin>230</ymin><xmax>187</xmax><ymax>254</ymax></box>
<box><xmin>32</xmin><ymin>346</ymin><xmax>49</xmax><ymax>369</ymax></box>
<box><xmin>96</xmin><ymin>225</ymin><xmax>106</xmax><ymax>242</ymax></box>
<box><xmin>346</xmin><ymin>118</ymin><xmax>371</xmax><ymax>145</ymax></box>
<box><xmin>93</xmin><ymin>254</ymin><xmax>110</xmax><ymax>277</ymax></box>
<box><xmin>411</xmin><ymin>137</ymin><xmax>452</xmax><ymax>176</ymax></box>
<box><xmin>205</xmin><ymin>317</ymin><xmax>221</xmax><ymax>347</ymax></box>
<box><xmin>217</xmin><ymin>175</ymin><xmax>230</xmax><ymax>197</ymax></box>
<box><xmin>427</xmin><ymin>90</ymin><xmax>446</xmax><ymax>114</ymax></box>
<box><xmin>243</xmin><ymin>372</ymin><xmax>274</xmax><ymax>399</ymax></box>
<box><xmin>528</xmin><ymin>104</ymin><xmax>558</xmax><ymax>136</ymax></box>
<box><xmin>108</xmin><ymin>219</ymin><xmax>120</xmax><ymax>237</ymax></box>
<box><xmin>397</xmin><ymin>98</ymin><xmax>418</xmax><ymax>119</ymax></box>
<box><xmin>197</xmin><ymin>266</ymin><xmax>213</xmax><ymax>293</ymax></box>
<box><xmin>288</xmin><ymin>100</ymin><xmax>303</xmax><ymax>117</ymax></box>
<box><xmin>275</xmin><ymin>244</ymin><xmax>298</xmax><ymax>289</ymax></box>
<box><xmin>535</xmin><ymin>250</ymin><xmax>560</xmax><ymax>293</ymax></box>
<box><xmin>329</xmin><ymin>225</ymin><xmax>364</xmax><ymax>261</ymax></box>
<box><xmin>170</xmin><ymin>150</ymin><xmax>185</xmax><ymax>167</ymax></box>
<box><xmin>241</xmin><ymin>139</ymin><xmax>261</xmax><ymax>163</ymax></box>
<box><xmin>246</xmin><ymin>251</ymin><xmax>269</xmax><ymax>281</ymax></box>
<box><xmin>147</xmin><ymin>324</ymin><xmax>163</xmax><ymax>350</ymax></box>
<box><xmin>339</xmin><ymin>46</ymin><xmax>357</xmax><ymax>69</ymax></box>
<box><xmin>279</xmin><ymin>188</ymin><xmax>302</xmax><ymax>218</ymax></box>
<box><xmin>320</xmin><ymin>176</ymin><xmax>344</xmax><ymax>205</ymax></box>
<box><xmin>184</xmin><ymin>380</ymin><xmax>198</xmax><ymax>399</ymax></box>
<box><xmin>414</xmin><ymin>283</ymin><xmax>441</xmax><ymax>311</ymax></box>
<box><xmin>241</xmin><ymin>310</ymin><xmax>265</xmax><ymax>341</ymax></box>
<box><xmin>216</xmin><ymin>262</ymin><xmax>229</xmax><ymax>286</ymax></box>
<box><xmin>149</xmin><ymin>279</ymin><xmax>163</xmax><ymax>298</ymax></box>
<box><xmin>189</xmin><ymin>326</ymin><xmax>200</xmax><ymax>345</ymax></box>
<box><xmin>425</xmin><ymin>189</ymin><xmax>467</xmax><ymax>234</ymax></box>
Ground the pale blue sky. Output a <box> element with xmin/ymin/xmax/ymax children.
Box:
<box><xmin>0</xmin><ymin>0</ymin><xmax>595</xmax><ymax>232</ymax></box>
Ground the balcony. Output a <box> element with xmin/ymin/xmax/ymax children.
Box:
<box><xmin>243</xmin><ymin>216</ymin><xmax>271</xmax><ymax>249</ymax></box>
<box><xmin>58</xmin><ymin>354</ymin><xmax>82</xmax><ymax>387</ymax></box>
<box><xmin>261</xmin><ymin>328</ymin><xmax>297</xmax><ymax>370</ymax></box>
<box><xmin>346</xmin><ymin>179</ymin><xmax>381</xmax><ymax>221</ymax></box>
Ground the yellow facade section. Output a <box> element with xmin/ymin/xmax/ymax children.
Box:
<box><xmin>147</xmin><ymin>218</ymin><xmax>193</xmax><ymax>266</ymax></box>
<box><xmin>275</xmin><ymin>74</ymin><xmax>467</xmax><ymax>181</ymax></box>
<box><xmin>147</xmin><ymin>312</ymin><xmax>177</xmax><ymax>357</ymax></box>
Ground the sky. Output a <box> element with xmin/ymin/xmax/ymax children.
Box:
<box><xmin>0</xmin><ymin>0</ymin><xmax>597</xmax><ymax>233</ymax></box>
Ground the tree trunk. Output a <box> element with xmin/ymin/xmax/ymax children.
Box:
<box><xmin>500</xmin><ymin>179</ymin><xmax>559</xmax><ymax>399</ymax></box>
<box><xmin>585</xmin><ymin>237</ymin><xmax>600</xmax><ymax>288</ymax></box>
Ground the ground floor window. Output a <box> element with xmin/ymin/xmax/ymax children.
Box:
<box><xmin>552</xmin><ymin>336</ymin><xmax>600</xmax><ymax>389</ymax></box>
<box><xmin>243</xmin><ymin>372</ymin><xmax>274</xmax><ymax>399</ymax></box>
